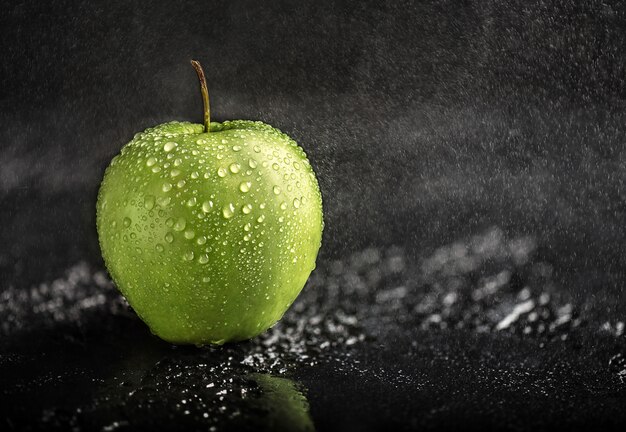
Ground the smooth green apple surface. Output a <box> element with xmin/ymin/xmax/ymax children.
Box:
<box><xmin>96</xmin><ymin>120</ymin><xmax>323</xmax><ymax>345</ymax></box>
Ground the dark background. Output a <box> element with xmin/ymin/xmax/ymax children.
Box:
<box><xmin>2</xmin><ymin>0</ymin><xmax>626</xmax><ymax>430</ymax></box>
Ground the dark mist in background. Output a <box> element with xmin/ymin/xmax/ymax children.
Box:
<box><xmin>2</xmin><ymin>1</ymin><xmax>626</xmax><ymax>300</ymax></box>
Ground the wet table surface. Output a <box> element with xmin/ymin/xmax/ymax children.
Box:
<box><xmin>2</xmin><ymin>223</ymin><xmax>626</xmax><ymax>431</ymax></box>
<box><xmin>2</xmin><ymin>1</ymin><xmax>626</xmax><ymax>430</ymax></box>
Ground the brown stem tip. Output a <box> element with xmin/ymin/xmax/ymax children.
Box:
<box><xmin>190</xmin><ymin>59</ymin><xmax>210</xmax><ymax>132</ymax></box>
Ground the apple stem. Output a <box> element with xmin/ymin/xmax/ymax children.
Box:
<box><xmin>190</xmin><ymin>60</ymin><xmax>210</xmax><ymax>132</ymax></box>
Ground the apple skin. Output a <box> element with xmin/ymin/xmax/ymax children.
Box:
<box><xmin>96</xmin><ymin>120</ymin><xmax>323</xmax><ymax>345</ymax></box>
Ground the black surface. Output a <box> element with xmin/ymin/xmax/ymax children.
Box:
<box><xmin>2</xmin><ymin>0</ymin><xmax>626</xmax><ymax>430</ymax></box>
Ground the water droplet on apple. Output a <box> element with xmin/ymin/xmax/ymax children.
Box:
<box><xmin>244</xmin><ymin>223</ymin><xmax>252</xmax><ymax>232</ymax></box>
<box><xmin>163</xmin><ymin>142</ymin><xmax>177</xmax><ymax>152</ymax></box>
<box><xmin>123</xmin><ymin>217</ymin><xmax>131</xmax><ymax>228</ymax></box>
<box><xmin>248</xmin><ymin>159</ymin><xmax>258</xmax><ymax>168</ymax></box>
<box><xmin>165</xmin><ymin>232</ymin><xmax>174</xmax><ymax>243</ymax></box>
<box><xmin>217</xmin><ymin>167</ymin><xmax>227</xmax><ymax>178</ymax></box>
<box><xmin>293</xmin><ymin>162</ymin><xmax>301</xmax><ymax>170</ymax></box>
<box><xmin>151</xmin><ymin>166</ymin><xmax>161</xmax><ymax>173</ymax></box>
<box><xmin>170</xmin><ymin>169</ymin><xmax>181</xmax><ymax>177</ymax></box>
<box><xmin>190</xmin><ymin>171</ymin><xmax>199</xmax><ymax>179</ymax></box>
<box><xmin>232</xmin><ymin>145</ymin><xmax>242</xmax><ymax>152</ymax></box>
<box><xmin>156</xmin><ymin>196</ymin><xmax>170</xmax><ymax>208</ymax></box>
<box><xmin>280</xmin><ymin>202</ymin><xmax>287</xmax><ymax>210</ymax></box>
<box><xmin>253</xmin><ymin>145</ymin><xmax>261</xmax><ymax>153</ymax></box>
<box><xmin>186</xmin><ymin>197</ymin><xmax>197</xmax><ymax>207</ymax></box>
<box><xmin>146</xmin><ymin>157</ymin><xmax>157</xmax><ymax>167</ymax></box>
<box><xmin>173</xmin><ymin>217</ymin><xmax>187</xmax><ymax>231</ymax></box>
<box><xmin>229</xmin><ymin>163</ymin><xmax>241</xmax><ymax>174</ymax></box>
<box><xmin>242</xmin><ymin>204</ymin><xmax>252</xmax><ymax>214</ymax></box>
<box><xmin>239</xmin><ymin>181</ymin><xmax>251</xmax><ymax>193</ymax></box>
<box><xmin>197</xmin><ymin>236</ymin><xmax>207</xmax><ymax>245</ymax></box>
<box><xmin>165</xmin><ymin>217</ymin><xmax>175</xmax><ymax>227</ymax></box>
<box><xmin>202</xmin><ymin>201</ymin><xmax>214</xmax><ymax>213</ymax></box>
<box><xmin>155</xmin><ymin>244</ymin><xmax>164</xmax><ymax>252</ymax></box>
<box><xmin>162</xmin><ymin>182</ymin><xmax>172</xmax><ymax>192</ymax></box>
<box><xmin>272</xmin><ymin>163</ymin><xmax>279</xmax><ymax>170</ymax></box>
<box><xmin>144</xmin><ymin>195</ymin><xmax>155</xmax><ymax>210</ymax></box>
<box><xmin>257</xmin><ymin>215</ymin><xmax>265</xmax><ymax>223</ymax></box>
<box><xmin>184</xmin><ymin>229</ymin><xmax>195</xmax><ymax>239</ymax></box>
<box><xmin>183</xmin><ymin>251</ymin><xmax>194</xmax><ymax>261</ymax></box>
<box><xmin>222</xmin><ymin>203</ymin><xmax>235</xmax><ymax>219</ymax></box>
<box><xmin>174</xmin><ymin>158</ymin><xmax>182</xmax><ymax>166</ymax></box>
<box><xmin>198</xmin><ymin>254</ymin><xmax>209</xmax><ymax>264</ymax></box>
<box><xmin>293</xmin><ymin>198</ymin><xmax>301</xmax><ymax>208</ymax></box>
<box><xmin>273</xmin><ymin>186</ymin><xmax>281</xmax><ymax>195</ymax></box>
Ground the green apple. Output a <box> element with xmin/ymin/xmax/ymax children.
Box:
<box><xmin>96</xmin><ymin>61</ymin><xmax>323</xmax><ymax>345</ymax></box>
